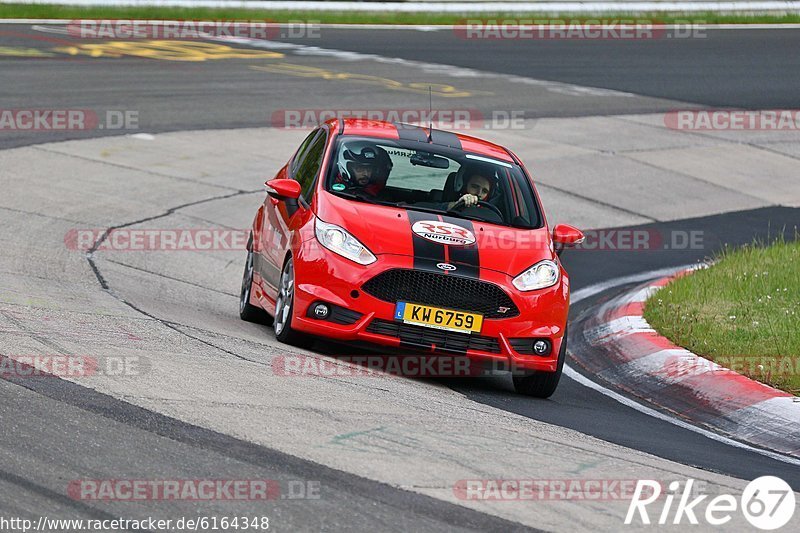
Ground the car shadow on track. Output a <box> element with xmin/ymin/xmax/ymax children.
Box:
<box><xmin>311</xmin><ymin>338</ymin><xmax>527</xmax><ymax>395</ymax></box>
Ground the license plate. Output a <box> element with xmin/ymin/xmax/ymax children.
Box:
<box><xmin>394</xmin><ymin>302</ymin><xmax>483</xmax><ymax>334</ymax></box>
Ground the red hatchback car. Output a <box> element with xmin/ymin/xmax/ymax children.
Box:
<box><xmin>239</xmin><ymin>119</ymin><xmax>584</xmax><ymax>397</ymax></box>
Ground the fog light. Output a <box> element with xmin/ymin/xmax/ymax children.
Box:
<box><xmin>533</xmin><ymin>340</ymin><xmax>550</xmax><ymax>355</ymax></box>
<box><xmin>312</xmin><ymin>303</ymin><xmax>329</xmax><ymax>319</ymax></box>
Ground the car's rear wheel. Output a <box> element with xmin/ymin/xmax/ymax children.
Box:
<box><xmin>512</xmin><ymin>327</ymin><xmax>567</xmax><ymax>398</ymax></box>
<box><xmin>274</xmin><ymin>257</ymin><xmax>313</xmax><ymax>348</ymax></box>
<box><xmin>239</xmin><ymin>237</ymin><xmax>273</xmax><ymax>325</ymax></box>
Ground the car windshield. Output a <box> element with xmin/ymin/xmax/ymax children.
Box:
<box><xmin>325</xmin><ymin>135</ymin><xmax>542</xmax><ymax>229</ymax></box>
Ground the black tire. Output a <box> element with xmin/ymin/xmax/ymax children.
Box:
<box><xmin>512</xmin><ymin>327</ymin><xmax>567</xmax><ymax>398</ymax></box>
<box><xmin>273</xmin><ymin>256</ymin><xmax>314</xmax><ymax>348</ymax></box>
<box><xmin>239</xmin><ymin>236</ymin><xmax>273</xmax><ymax>325</ymax></box>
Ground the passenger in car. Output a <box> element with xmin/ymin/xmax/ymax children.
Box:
<box><xmin>411</xmin><ymin>167</ymin><xmax>495</xmax><ymax>212</ymax></box>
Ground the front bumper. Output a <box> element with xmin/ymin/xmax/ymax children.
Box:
<box><xmin>288</xmin><ymin>238</ymin><xmax>569</xmax><ymax>373</ymax></box>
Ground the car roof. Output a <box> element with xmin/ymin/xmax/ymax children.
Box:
<box><xmin>328</xmin><ymin>118</ymin><xmax>516</xmax><ymax>163</ymax></box>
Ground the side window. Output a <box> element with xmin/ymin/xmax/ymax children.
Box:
<box><xmin>290</xmin><ymin>128</ymin><xmax>321</xmax><ymax>177</ymax></box>
<box><xmin>294</xmin><ymin>130</ymin><xmax>327</xmax><ymax>199</ymax></box>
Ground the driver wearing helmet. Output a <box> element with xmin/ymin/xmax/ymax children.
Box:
<box><xmin>448</xmin><ymin>172</ymin><xmax>492</xmax><ymax>209</ymax></box>
<box><xmin>334</xmin><ymin>145</ymin><xmax>392</xmax><ymax>197</ymax></box>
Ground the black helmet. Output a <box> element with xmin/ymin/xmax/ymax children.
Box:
<box><xmin>343</xmin><ymin>145</ymin><xmax>392</xmax><ymax>184</ymax></box>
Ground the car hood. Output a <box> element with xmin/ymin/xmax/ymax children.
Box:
<box><xmin>316</xmin><ymin>192</ymin><xmax>554</xmax><ymax>277</ymax></box>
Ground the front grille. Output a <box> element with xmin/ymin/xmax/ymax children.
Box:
<box><xmin>362</xmin><ymin>269</ymin><xmax>519</xmax><ymax>319</ymax></box>
<box><xmin>367</xmin><ymin>319</ymin><xmax>501</xmax><ymax>354</ymax></box>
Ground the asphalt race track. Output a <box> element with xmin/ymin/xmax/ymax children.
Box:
<box><xmin>281</xmin><ymin>27</ymin><xmax>800</xmax><ymax>110</ymax></box>
<box><xmin>1</xmin><ymin>22</ymin><xmax>799</xmax><ymax>531</ymax></box>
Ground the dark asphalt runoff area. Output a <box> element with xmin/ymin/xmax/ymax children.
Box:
<box><xmin>283</xmin><ymin>27</ymin><xmax>800</xmax><ymax>110</ymax></box>
<box><xmin>1</xmin><ymin>21</ymin><xmax>799</xmax><ymax>530</ymax></box>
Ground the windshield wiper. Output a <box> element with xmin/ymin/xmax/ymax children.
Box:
<box><xmin>329</xmin><ymin>190</ymin><xmax>397</xmax><ymax>207</ymax></box>
<box><xmin>407</xmin><ymin>205</ymin><xmax>500</xmax><ymax>226</ymax></box>
<box><xmin>446</xmin><ymin>211</ymin><xmax>499</xmax><ymax>225</ymax></box>
<box><xmin>402</xmin><ymin>205</ymin><xmax>447</xmax><ymax>217</ymax></box>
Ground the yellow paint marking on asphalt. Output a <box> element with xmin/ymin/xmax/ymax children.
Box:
<box><xmin>52</xmin><ymin>41</ymin><xmax>284</xmax><ymax>62</ymax></box>
<box><xmin>0</xmin><ymin>46</ymin><xmax>55</xmax><ymax>58</ymax></box>
<box><xmin>250</xmin><ymin>63</ymin><xmax>490</xmax><ymax>97</ymax></box>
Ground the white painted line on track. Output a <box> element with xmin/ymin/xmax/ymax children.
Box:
<box><xmin>202</xmin><ymin>33</ymin><xmax>640</xmax><ymax>98</ymax></box>
<box><xmin>19</xmin><ymin>20</ymin><xmax>628</xmax><ymax>101</ymax></box>
<box><xmin>566</xmin><ymin>264</ymin><xmax>800</xmax><ymax>467</ymax></box>
<box><xmin>564</xmin><ymin>365</ymin><xmax>800</xmax><ymax>466</ymax></box>
<box><xmin>569</xmin><ymin>263</ymin><xmax>698</xmax><ymax>304</ymax></box>
<box><xmin>9</xmin><ymin>1</ymin><xmax>800</xmax><ymax>13</ymax></box>
<box><xmin>25</xmin><ymin>21</ymin><xmax>640</xmax><ymax>99</ymax></box>
<box><xmin>10</xmin><ymin>20</ymin><xmax>800</xmax><ymax>30</ymax></box>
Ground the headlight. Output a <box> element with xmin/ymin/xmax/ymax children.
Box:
<box><xmin>512</xmin><ymin>260</ymin><xmax>560</xmax><ymax>291</ymax></box>
<box><xmin>315</xmin><ymin>218</ymin><xmax>376</xmax><ymax>265</ymax></box>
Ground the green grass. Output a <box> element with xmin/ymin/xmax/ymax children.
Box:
<box><xmin>2</xmin><ymin>5</ymin><xmax>800</xmax><ymax>25</ymax></box>
<box><xmin>644</xmin><ymin>235</ymin><xmax>800</xmax><ymax>395</ymax></box>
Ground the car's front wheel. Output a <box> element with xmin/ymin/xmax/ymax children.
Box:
<box><xmin>512</xmin><ymin>327</ymin><xmax>567</xmax><ymax>398</ymax></box>
<box><xmin>274</xmin><ymin>256</ymin><xmax>313</xmax><ymax>348</ymax></box>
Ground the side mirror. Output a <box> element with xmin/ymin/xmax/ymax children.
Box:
<box><xmin>553</xmin><ymin>224</ymin><xmax>584</xmax><ymax>256</ymax></box>
<box><xmin>265</xmin><ymin>178</ymin><xmax>302</xmax><ymax>201</ymax></box>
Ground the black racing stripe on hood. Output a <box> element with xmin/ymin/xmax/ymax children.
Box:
<box><xmin>430</xmin><ymin>129</ymin><xmax>462</xmax><ymax>149</ymax></box>
<box><xmin>394</xmin><ymin>123</ymin><xmax>429</xmax><ymax>143</ymax></box>
<box><xmin>394</xmin><ymin>123</ymin><xmax>463</xmax><ymax>150</ymax></box>
<box><xmin>407</xmin><ymin>210</ymin><xmax>446</xmax><ymax>271</ymax></box>
<box><xmin>440</xmin><ymin>215</ymin><xmax>479</xmax><ymax>279</ymax></box>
